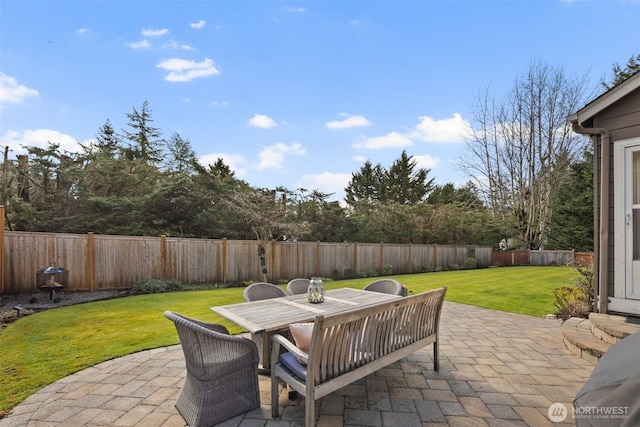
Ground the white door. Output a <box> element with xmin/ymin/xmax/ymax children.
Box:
<box><xmin>615</xmin><ymin>139</ymin><xmax>640</xmax><ymax>302</ymax></box>
<box><xmin>628</xmin><ymin>146</ymin><xmax>640</xmax><ymax>299</ymax></box>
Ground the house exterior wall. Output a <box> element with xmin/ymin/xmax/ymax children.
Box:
<box><xmin>588</xmin><ymin>87</ymin><xmax>640</xmax><ymax>305</ymax></box>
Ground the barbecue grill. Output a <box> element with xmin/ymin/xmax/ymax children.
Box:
<box><xmin>35</xmin><ymin>265</ymin><xmax>69</xmax><ymax>303</ymax></box>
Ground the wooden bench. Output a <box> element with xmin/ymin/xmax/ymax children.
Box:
<box><xmin>270</xmin><ymin>286</ymin><xmax>447</xmax><ymax>426</ymax></box>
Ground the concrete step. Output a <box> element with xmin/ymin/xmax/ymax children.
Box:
<box><xmin>561</xmin><ymin>317</ymin><xmax>610</xmax><ymax>363</ymax></box>
<box><xmin>589</xmin><ymin>312</ymin><xmax>640</xmax><ymax>344</ymax></box>
<box><xmin>562</xmin><ymin>313</ymin><xmax>640</xmax><ymax>363</ymax></box>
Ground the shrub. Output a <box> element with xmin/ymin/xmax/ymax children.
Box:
<box><xmin>361</xmin><ymin>270</ymin><xmax>378</xmax><ymax>278</ymax></box>
<box><xmin>553</xmin><ymin>286</ymin><xmax>591</xmax><ymax>320</ymax></box>
<box><xmin>574</xmin><ymin>266</ymin><xmax>595</xmax><ymax>307</ymax></box>
<box><xmin>383</xmin><ymin>264</ymin><xmax>393</xmax><ymax>275</ymax></box>
<box><xmin>132</xmin><ymin>279</ymin><xmax>186</xmax><ymax>294</ymax></box>
<box><xmin>553</xmin><ymin>266</ymin><xmax>594</xmax><ymax>319</ymax></box>
<box><xmin>464</xmin><ymin>257</ymin><xmax>477</xmax><ymax>269</ymax></box>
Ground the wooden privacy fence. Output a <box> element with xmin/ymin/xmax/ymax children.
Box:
<box><xmin>1</xmin><ymin>227</ymin><xmax>493</xmax><ymax>294</ymax></box>
<box><xmin>492</xmin><ymin>250</ymin><xmax>594</xmax><ymax>267</ymax></box>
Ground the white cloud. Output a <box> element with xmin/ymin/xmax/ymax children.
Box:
<box><xmin>156</xmin><ymin>58</ymin><xmax>221</xmax><ymax>82</ymax></box>
<box><xmin>0</xmin><ymin>129</ymin><xmax>84</xmax><ymax>154</ymax></box>
<box><xmin>198</xmin><ymin>153</ymin><xmax>247</xmax><ymax>177</ymax></box>
<box><xmin>75</xmin><ymin>28</ymin><xmax>91</xmax><ymax>36</ymax></box>
<box><xmin>353</xmin><ymin>132</ymin><xmax>413</xmax><ymax>149</ymax></box>
<box><xmin>326</xmin><ymin>115</ymin><xmax>371</xmax><ymax>129</ymax></box>
<box><xmin>413</xmin><ymin>154</ymin><xmax>441</xmax><ymax>169</ymax></box>
<box><xmin>299</xmin><ymin>172</ymin><xmax>351</xmax><ymax>198</ymax></box>
<box><xmin>190</xmin><ymin>20</ymin><xmax>206</xmax><ymax>29</ymax></box>
<box><xmin>258</xmin><ymin>142</ymin><xmax>306</xmax><ymax>170</ymax></box>
<box><xmin>283</xmin><ymin>6</ymin><xmax>306</xmax><ymax>13</ymax></box>
<box><xmin>142</xmin><ymin>28</ymin><xmax>169</xmax><ymax>37</ymax></box>
<box><xmin>161</xmin><ymin>40</ymin><xmax>194</xmax><ymax>51</ymax></box>
<box><xmin>0</xmin><ymin>73</ymin><xmax>39</xmax><ymax>108</ymax></box>
<box><xmin>410</xmin><ymin>113</ymin><xmax>471</xmax><ymax>143</ymax></box>
<box><xmin>247</xmin><ymin>114</ymin><xmax>277</xmax><ymax>129</ymax></box>
<box><xmin>127</xmin><ymin>39</ymin><xmax>151</xmax><ymax>50</ymax></box>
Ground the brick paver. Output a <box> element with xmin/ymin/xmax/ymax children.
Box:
<box><xmin>0</xmin><ymin>302</ymin><xmax>594</xmax><ymax>426</ymax></box>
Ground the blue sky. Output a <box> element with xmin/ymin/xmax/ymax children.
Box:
<box><xmin>1</xmin><ymin>1</ymin><xmax>639</xmax><ymax>202</ymax></box>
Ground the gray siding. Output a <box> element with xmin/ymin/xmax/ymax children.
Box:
<box><xmin>591</xmin><ymin>87</ymin><xmax>640</xmax><ymax>297</ymax></box>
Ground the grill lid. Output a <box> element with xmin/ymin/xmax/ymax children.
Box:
<box><xmin>41</xmin><ymin>265</ymin><xmax>67</xmax><ymax>274</ymax></box>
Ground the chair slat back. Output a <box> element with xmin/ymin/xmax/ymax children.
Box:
<box><xmin>307</xmin><ymin>287</ymin><xmax>446</xmax><ymax>384</ymax></box>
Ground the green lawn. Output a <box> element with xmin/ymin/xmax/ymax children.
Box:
<box><xmin>0</xmin><ymin>266</ymin><xmax>577</xmax><ymax>413</ymax></box>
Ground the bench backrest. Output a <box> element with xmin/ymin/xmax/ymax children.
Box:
<box><xmin>306</xmin><ymin>286</ymin><xmax>446</xmax><ymax>385</ymax></box>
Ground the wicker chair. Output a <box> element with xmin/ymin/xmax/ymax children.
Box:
<box><xmin>243</xmin><ymin>282</ymin><xmax>286</xmax><ymax>301</ymax></box>
<box><xmin>164</xmin><ymin>311</ymin><xmax>260</xmax><ymax>427</ymax></box>
<box><xmin>363</xmin><ymin>278</ymin><xmax>404</xmax><ymax>295</ymax></box>
<box><xmin>286</xmin><ymin>278</ymin><xmax>310</xmax><ymax>295</ymax></box>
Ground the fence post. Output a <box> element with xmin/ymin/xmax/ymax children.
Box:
<box><xmin>222</xmin><ymin>238</ymin><xmax>227</xmax><ymax>284</ymax></box>
<box><xmin>160</xmin><ymin>235</ymin><xmax>167</xmax><ymax>280</ymax></box>
<box><xmin>409</xmin><ymin>243</ymin><xmax>413</xmax><ymax>274</ymax></box>
<box><xmin>270</xmin><ymin>240</ymin><xmax>276</xmax><ymax>282</ymax></box>
<box><xmin>433</xmin><ymin>244</ymin><xmax>438</xmax><ymax>270</ymax></box>
<box><xmin>0</xmin><ymin>205</ymin><xmax>4</xmax><ymax>295</ymax></box>
<box><xmin>87</xmin><ymin>232</ymin><xmax>95</xmax><ymax>292</ymax></box>
<box><xmin>316</xmin><ymin>241</ymin><xmax>320</xmax><ymax>276</ymax></box>
<box><xmin>379</xmin><ymin>242</ymin><xmax>384</xmax><ymax>274</ymax></box>
<box><xmin>354</xmin><ymin>241</ymin><xmax>359</xmax><ymax>277</ymax></box>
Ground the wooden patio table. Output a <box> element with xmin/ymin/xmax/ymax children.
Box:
<box><xmin>212</xmin><ymin>287</ymin><xmax>401</xmax><ymax>371</ymax></box>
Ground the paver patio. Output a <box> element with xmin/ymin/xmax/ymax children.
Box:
<box><xmin>0</xmin><ymin>301</ymin><xmax>595</xmax><ymax>426</ymax></box>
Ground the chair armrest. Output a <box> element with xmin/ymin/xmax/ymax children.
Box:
<box><xmin>271</xmin><ymin>333</ymin><xmax>308</xmax><ymax>364</ymax></box>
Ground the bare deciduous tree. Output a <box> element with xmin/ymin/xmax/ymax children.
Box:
<box><xmin>461</xmin><ymin>61</ymin><xmax>590</xmax><ymax>249</ymax></box>
<box><xmin>225</xmin><ymin>188</ymin><xmax>309</xmax><ymax>281</ymax></box>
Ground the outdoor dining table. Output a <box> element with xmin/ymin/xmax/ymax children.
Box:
<box><xmin>211</xmin><ymin>287</ymin><xmax>402</xmax><ymax>371</ymax></box>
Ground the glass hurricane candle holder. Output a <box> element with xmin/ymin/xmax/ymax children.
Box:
<box><xmin>307</xmin><ymin>277</ymin><xmax>325</xmax><ymax>303</ymax></box>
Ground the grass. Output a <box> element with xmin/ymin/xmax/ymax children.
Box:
<box><xmin>0</xmin><ymin>265</ymin><xmax>577</xmax><ymax>413</ymax></box>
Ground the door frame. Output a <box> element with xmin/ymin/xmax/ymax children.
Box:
<box><xmin>614</xmin><ymin>137</ymin><xmax>640</xmax><ymax>301</ymax></box>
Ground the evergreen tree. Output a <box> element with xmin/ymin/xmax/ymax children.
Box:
<box><xmin>601</xmin><ymin>53</ymin><xmax>640</xmax><ymax>90</ymax></box>
<box><xmin>547</xmin><ymin>149</ymin><xmax>594</xmax><ymax>251</ymax></box>
<box><xmin>428</xmin><ymin>181</ymin><xmax>484</xmax><ymax>209</ymax></box>
<box><xmin>345</xmin><ymin>151</ymin><xmax>434</xmax><ymax>208</ymax></box>
<box><xmin>93</xmin><ymin>119</ymin><xmax>121</xmax><ymax>157</ymax></box>
<box><xmin>121</xmin><ymin>100</ymin><xmax>165</xmax><ymax>165</ymax></box>
<box><xmin>344</xmin><ymin>160</ymin><xmax>385</xmax><ymax>207</ymax></box>
<box><xmin>165</xmin><ymin>132</ymin><xmax>197</xmax><ymax>173</ymax></box>
<box><xmin>384</xmin><ymin>150</ymin><xmax>434</xmax><ymax>204</ymax></box>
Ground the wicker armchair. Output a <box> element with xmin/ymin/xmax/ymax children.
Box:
<box><xmin>363</xmin><ymin>278</ymin><xmax>404</xmax><ymax>295</ymax></box>
<box><xmin>243</xmin><ymin>282</ymin><xmax>286</xmax><ymax>301</ymax></box>
<box><xmin>164</xmin><ymin>311</ymin><xmax>260</xmax><ymax>427</ymax></box>
<box><xmin>286</xmin><ymin>278</ymin><xmax>310</xmax><ymax>295</ymax></box>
